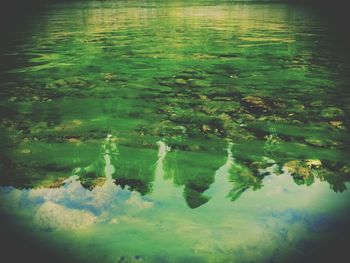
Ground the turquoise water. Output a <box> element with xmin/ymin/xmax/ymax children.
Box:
<box><xmin>0</xmin><ymin>1</ymin><xmax>349</xmax><ymax>262</ymax></box>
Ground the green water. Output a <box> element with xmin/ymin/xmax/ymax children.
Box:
<box><xmin>1</xmin><ymin>1</ymin><xmax>350</xmax><ymax>262</ymax></box>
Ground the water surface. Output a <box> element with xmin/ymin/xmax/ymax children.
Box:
<box><xmin>0</xmin><ymin>1</ymin><xmax>350</xmax><ymax>262</ymax></box>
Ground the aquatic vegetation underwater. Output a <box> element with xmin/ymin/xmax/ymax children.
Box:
<box><xmin>0</xmin><ymin>0</ymin><xmax>350</xmax><ymax>262</ymax></box>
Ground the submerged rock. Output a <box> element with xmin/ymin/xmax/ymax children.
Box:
<box><xmin>241</xmin><ymin>96</ymin><xmax>269</xmax><ymax>112</ymax></box>
<box><xmin>20</xmin><ymin>148</ymin><xmax>32</xmax><ymax>154</ymax></box>
<box><xmin>304</xmin><ymin>138</ymin><xmax>340</xmax><ymax>148</ymax></box>
<box><xmin>188</xmin><ymin>79</ymin><xmax>210</xmax><ymax>88</ymax></box>
<box><xmin>175</xmin><ymin>78</ymin><xmax>188</xmax><ymax>85</ymax></box>
<box><xmin>239</xmin><ymin>113</ymin><xmax>256</xmax><ymax>122</ymax></box>
<box><xmin>145</xmin><ymin>120</ymin><xmax>187</xmax><ymax>137</ymax></box>
<box><xmin>287</xmin><ymin>101</ymin><xmax>305</xmax><ymax>113</ymax></box>
<box><xmin>30</xmin><ymin>121</ymin><xmax>49</xmax><ymax>134</ymax></box>
<box><xmin>320</xmin><ymin>107</ymin><xmax>344</xmax><ymax>119</ymax></box>
<box><xmin>8</xmin><ymin>96</ymin><xmax>17</xmax><ymax>102</ymax></box>
<box><xmin>201</xmin><ymin>100</ymin><xmax>241</xmax><ymax>115</ymax></box>
<box><xmin>329</xmin><ymin>121</ymin><xmax>345</xmax><ymax>129</ymax></box>
<box><xmin>258</xmin><ymin>116</ymin><xmax>287</xmax><ymax>123</ymax></box>
<box><xmin>53</xmin><ymin>79</ymin><xmax>67</xmax><ymax>87</ymax></box>
<box><xmin>201</xmin><ymin>124</ymin><xmax>211</xmax><ymax>133</ymax></box>
<box><xmin>304</xmin><ymin>138</ymin><xmax>326</xmax><ymax>147</ymax></box>
<box><xmin>104</xmin><ymin>73</ymin><xmax>117</xmax><ymax>82</ymax></box>
<box><xmin>310</xmin><ymin>100</ymin><xmax>323</xmax><ymax>107</ymax></box>
<box><xmin>48</xmin><ymin>77</ymin><xmax>90</xmax><ymax>90</ymax></box>
<box><xmin>68</xmin><ymin>77</ymin><xmax>90</xmax><ymax>88</ymax></box>
<box><xmin>67</xmin><ymin>137</ymin><xmax>82</xmax><ymax>144</ymax></box>
<box><xmin>53</xmin><ymin>119</ymin><xmax>83</xmax><ymax>131</ymax></box>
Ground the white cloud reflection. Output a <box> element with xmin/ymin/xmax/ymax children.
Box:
<box><xmin>0</xmin><ymin>135</ymin><xmax>154</xmax><ymax>230</ymax></box>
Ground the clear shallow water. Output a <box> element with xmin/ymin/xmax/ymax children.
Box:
<box><xmin>0</xmin><ymin>1</ymin><xmax>350</xmax><ymax>262</ymax></box>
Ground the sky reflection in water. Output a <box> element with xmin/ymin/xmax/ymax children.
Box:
<box><xmin>1</xmin><ymin>136</ymin><xmax>349</xmax><ymax>262</ymax></box>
